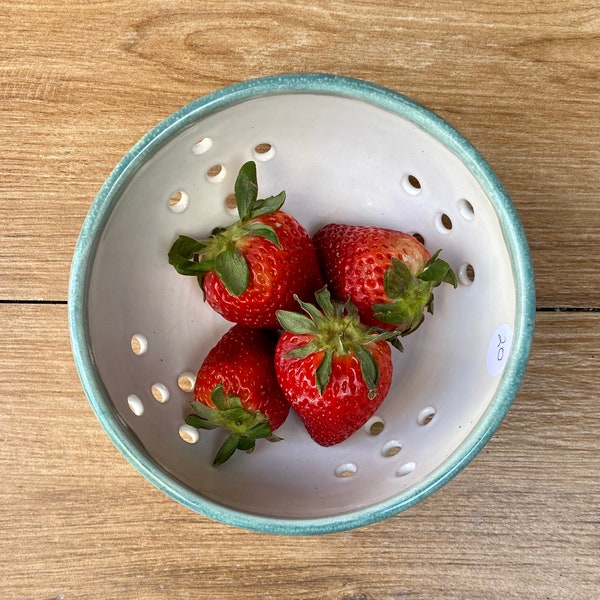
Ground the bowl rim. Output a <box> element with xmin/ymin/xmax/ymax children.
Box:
<box><xmin>68</xmin><ymin>73</ymin><xmax>536</xmax><ymax>535</ymax></box>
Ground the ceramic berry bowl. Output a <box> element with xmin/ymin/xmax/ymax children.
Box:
<box><xmin>69</xmin><ymin>74</ymin><xmax>535</xmax><ymax>535</ymax></box>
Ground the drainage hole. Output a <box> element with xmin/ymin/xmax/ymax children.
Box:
<box><xmin>206</xmin><ymin>164</ymin><xmax>226</xmax><ymax>183</ymax></box>
<box><xmin>127</xmin><ymin>394</ymin><xmax>144</xmax><ymax>416</ymax></box>
<box><xmin>335</xmin><ymin>463</ymin><xmax>357</xmax><ymax>478</ymax></box>
<box><xmin>191</xmin><ymin>137</ymin><xmax>213</xmax><ymax>155</ymax></box>
<box><xmin>381</xmin><ymin>440</ymin><xmax>403</xmax><ymax>457</ymax></box>
<box><xmin>402</xmin><ymin>174</ymin><xmax>422</xmax><ymax>195</ymax></box>
<box><xmin>151</xmin><ymin>383</ymin><xmax>170</xmax><ymax>404</ymax></box>
<box><xmin>178</xmin><ymin>424</ymin><xmax>200</xmax><ymax>444</ymax></box>
<box><xmin>396</xmin><ymin>462</ymin><xmax>416</xmax><ymax>477</ymax></box>
<box><xmin>253</xmin><ymin>142</ymin><xmax>276</xmax><ymax>161</ymax></box>
<box><xmin>459</xmin><ymin>198</ymin><xmax>475</xmax><ymax>220</ymax></box>
<box><xmin>417</xmin><ymin>406</ymin><xmax>437</xmax><ymax>426</ymax></box>
<box><xmin>458</xmin><ymin>263</ymin><xmax>476</xmax><ymax>286</ymax></box>
<box><xmin>435</xmin><ymin>213</ymin><xmax>453</xmax><ymax>233</ymax></box>
<box><xmin>364</xmin><ymin>416</ymin><xmax>385</xmax><ymax>435</ymax></box>
<box><xmin>130</xmin><ymin>334</ymin><xmax>148</xmax><ymax>356</ymax></box>
<box><xmin>177</xmin><ymin>371</ymin><xmax>196</xmax><ymax>393</ymax></box>
<box><xmin>168</xmin><ymin>190</ymin><xmax>189</xmax><ymax>214</ymax></box>
<box><xmin>224</xmin><ymin>193</ymin><xmax>238</xmax><ymax>213</ymax></box>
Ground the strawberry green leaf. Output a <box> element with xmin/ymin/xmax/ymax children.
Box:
<box><xmin>222</xmin><ymin>407</ymin><xmax>252</xmax><ymax>422</ymax></box>
<box><xmin>170</xmin><ymin>259</ymin><xmax>214</xmax><ymax>277</ymax></box>
<box><xmin>276</xmin><ymin>309</ymin><xmax>319</xmax><ymax>335</ymax></box>
<box><xmin>343</xmin><ymin>298</ymin><xmax>360</xmax><ymax>319</ymax></box>
<box><xmin>283</xmin><ymin>339</ymin><xmax>322</xmax><ymax>359</ymax></box>
<box><xmin>214</xmin><ymin>248</ymin><xmax>250</xmax><ymax>296</ymax></box>
<box><xmin>234</xmin><ymin>161</ymin><xmax>258</xmax><ymax>221</ymax></box>
<box><xmin>226</xmin><ymin>396</ymin><xmax>244</xmax><ymax>410</ymax></box>
<box><xmin>185</xmin><ymin>413</ymin><xmax>219</xmax><ymax>430</ymax></box>
<box><xmin>237</xmin><ymin>437</ymin><xmax>256</xmax><ymax>452</ymax></box>
<box><xmin>383</xmin><ymin>258</ymin><xmax>418</xmax><ymax>298</ymax></box>
<box><xmin>390</xmin><ymin>337</ymin><xmax>405</xmax><ymax>352</ymax></box>
<box><xmin>372</xmin><ymin>298</ymin><xmax>426</xmax><ymax>334</ymax></box>
<box><xmin>403</xmin><ymin>312</ymin><xmax>425</xmax><ymax>336</ymax></box>
<box><xmin>419</xmin><ymin>250</ymin><xmax>457</xmax><ymax>288</ymax></box>
<box><xmin>245</xmin><ymin>222</ymin><xmax>282</xmax><ymax>248</ymax></box>
<box><xmin>250</xmin><ymin>192</ymin><xmax>286</xmax><ymax>218</ymax></box>
<box><xmin>368</xmin><ymin>329</ymin><xmax>403</xmax><ymax>344</ymax></box>
<box><xmin>315</xmin><ymin>348</ymin><xmax>333</xmax><ymax>395</ymax></box>
<box><xmin>354</xmin><ymin>345</ymin><xmax>379</xmax><ymax>398</ymax></box>
<box><xmin>187</xmin><ymin>388</ymin><xmax>277</xmax><ymax>465</ymax></box>
<box><xmin>314</xmin><ymin>286</ymin><xmax>335</xmax><ymax>319</ymax></box>
<box><xmin>169</xmin><ymin>234</ymin><xmax>206</xmax><ymax>257</ymax></box>
<box><xmin>426</xmin><ymin>292</ymin><xmax>435</xmax><ymax>315</ymax></box>
<box><xmin>210</xmin><ymin>384</ymin><xmax>229</xmax><ymax>411</ymax></box>
<box><xmin>168</xmin><ymin>235</ymin><xmax>213</xmax><ymax>276</ymax></box>
<box><xmin>247</xmin><ymin>422</ymin><xmax>273</xmax><ymax>439</ymax></box>
<box><xmin>294</xmin><ymin>294</ymin><xmax>328</xmax><ymax>327</ymax></box>
<box><xmin>188</xmin><ymin>401</ymin><xmax>216</xmax><ymax>420</ymax></box>
<box><xmin>375</xmin><ymin>257</ymin><xmax>439</xmax><ymax>334</ymax></box>
<box><xmin>213</xmin><ymin>434</ymin><xmax>241</xmax><ymax>466</ymax></box>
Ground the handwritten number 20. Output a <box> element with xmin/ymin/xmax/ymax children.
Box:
<box><xmin>496</xmin><ymin>333</ymin><xmax>507</xmax><ymax>362</ymax></box>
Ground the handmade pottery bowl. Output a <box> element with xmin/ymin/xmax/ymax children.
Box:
<box><xmin>69</xmin><ymin>74</ymin><xmax>535</xmax><ymax>534</ymax></box>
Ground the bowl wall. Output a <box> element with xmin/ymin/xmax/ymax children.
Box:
<box><xmin>69</xmin><ymin>74</ymin><xmax>535</xmax><ymax>534</ymax></box>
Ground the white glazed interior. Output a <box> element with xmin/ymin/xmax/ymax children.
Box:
<box><xmin>86</xmin><ymin>92</ymin><xmax>517</xmax><ymax>520</ymax></box>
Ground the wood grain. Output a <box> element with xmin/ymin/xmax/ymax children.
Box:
<box><xmin>0</xmin><ymin>306</ymin><xmax>597</xmax><ymax>600</ymax></box>
<box><xmin>0</xmin><ymin>0</ymin><xmax>598</xmax><ymax>305</ymax></box>
<box><xmin>1</xmin><ymin>1</ymin><xmax>599</xmax><ymax>598</ymax></box>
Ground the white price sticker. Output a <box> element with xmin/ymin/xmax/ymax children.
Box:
<box><xmin>486</xmin><ymin>324</ymin><xmax>513</xmax><ymax>377</ymax></box>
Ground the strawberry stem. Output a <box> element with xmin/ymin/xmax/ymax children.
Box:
<box><xmin>373</xmin><ymin>251</ymin><xmax>457</xmax><ymax>335</ymax></box>
<box><xmin>167</xmin><ymin>161</ymin><xmax>286</xmax><ymax>296</ymax></box>
<box><xmin>185</xmin><ymin>384</ymin><xmax>281</xmax><ymax>466</ymax></box>
<box><xmin>276</xmin><ymin>287</ymin><xmax>399</xmax><ymax>396</ymax></box>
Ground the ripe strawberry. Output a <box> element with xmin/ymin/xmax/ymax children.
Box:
<box><xmin>185</xmin><ymin>325</ymin><xmax>290</xmax><ymax>465</ymax></box>
<box><xmin>168</xmin><ymin>161</ymin><xmax>323</xmax><ymax>328</ymax></box>
<box><xmin>274</xmin><ymin>287</ymin><xmax>398</xmax><ymax>447</ymax></box>
<box><xmin>313</xmin><ymin>224</ymin><xmax>457</xmax><ymax>337</ymax></box>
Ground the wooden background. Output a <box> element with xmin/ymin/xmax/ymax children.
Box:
<box><xmin>1</xmin><ymin>1</ymin><xmax>598</xmax><ymax>599</ymax></box>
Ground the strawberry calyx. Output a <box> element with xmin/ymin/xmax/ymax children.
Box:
<box><xmin>185</xmin><ymin>383</ymin><xmax>282</xmax><ymax>466</ymax></box>
<box><xmin>168</xmin><ymin>161</ymin><xmax>285</xmax><ymax>296</ymax></box>
<box><xmin>372</xmin><ymin>250</ymin><xmax>457</xmax><ymax>335</ymax></box>
<box><xmin>276</xmin><ymin>287</ymin><xmax>400</xmax><ymax>399</ymax></box>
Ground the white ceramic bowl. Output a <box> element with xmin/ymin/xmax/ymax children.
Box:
<box><xmin>69</xmin><ymin>74</ymin><xmax>535</xmax><ymax>534</ymax></box>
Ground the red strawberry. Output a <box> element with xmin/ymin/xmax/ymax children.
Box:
<box><xmin>274</xmin><ymin>287</ymin><xmax>397</xmax><ymax>447</ymax></box>
<box><xmin>185</xmin><ymin>325</ymin><xmax>290</xmax><ymax>465</ymax></box>
<box><xmin>313</xmin><ymin>224</ymin><xmax>457</xmax><ymax>337</ymax></box>
<box><xmin>169</xmin><ymin>161</ymin><xmax>323</xmax><ymax>328</ymax></box>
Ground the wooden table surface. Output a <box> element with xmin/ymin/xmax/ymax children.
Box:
<box><xmin>1</xmin><ymin>1</ymin><xmax>598</xmax><ymax>598</ymax></box>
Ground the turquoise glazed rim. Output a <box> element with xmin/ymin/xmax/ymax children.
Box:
<box><xmin>69</xmin><ymin>73</ymin><xmax>535</xmax><ymax>535</ymax></box>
